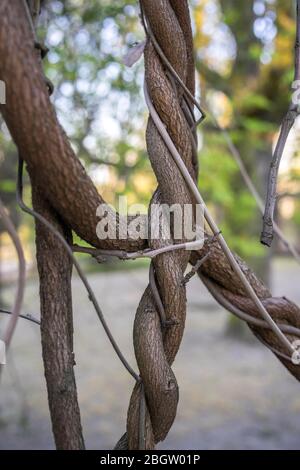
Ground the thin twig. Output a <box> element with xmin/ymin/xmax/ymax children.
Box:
<box><xmin>199</xmin><ymin>273</ymin><xmax>300</xmax><ymax>338</ymax></box>
<box><xmin>261</xmin><ymin>0</ymin><xmax>300</xmax><ymax>246</ymax></box>
<box><xmin>211</xmin><ymin>117</ymin><xmax>300</xmax><ymax>265</ymax></box>
<box><xmin>277</xmin><ymin>191</ymin><xmax>300</xmax><ymax>199</ymax></box>
<box><xmin>141</xmin><ymin>5</ymin><xmax>300</xmax><ymax>358</ymax></box>
<box><xmin>144</xmin><ymin>81</ymin><xmax>296</xmax><ymax>357</ymax></box>
<box><xmin>17</xmin><ymin>158</ymin><xmax>140</xmax><ymax>382</ymax></box>
<box><xmin>0</xmin><ymin>200</ymin><xmax>26</xmax><ymax>354</ymax></box>
<box><xmin>0</xmin><ymin>308</ymin><xmax>40</xmax><ymax>325</ymax></box>
<box><xmin>72</xmin><ymin>237</ymin><xmax>205</xmax><ymax>261</ymax></box>
<box><xmin>182</xmin><ymin>252</ymin><xmax>210</xmax><ymax>285</ymax></box>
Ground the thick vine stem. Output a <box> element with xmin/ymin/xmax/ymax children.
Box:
<box><xmin>169</xmin><ymin>0</ymin><xmax>196</xmax><ymax>97</ymax></box>
<box><xmin>22</xmin><ymin>0</ymin><xmax>85</xmax><ymax>449</ymax></box>
<box><xmin>116</xmin><ymin>0</ymin><xmax>196</xmax><ymax>449</ymax></box>
<box><xmin>0</xmin><ymin>0</ymin><xmax>146</xmax><ymax>253</ymax></box>
<box><xmin>31</xmin><ymin>181</ymin><xmax>85</xmax><ymax>449</ymax></box>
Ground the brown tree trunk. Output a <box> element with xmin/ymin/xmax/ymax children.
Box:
<box><xmin>31</xmin><ymin>181</ymin><xmax>84</xmax><ymax>449</ymax></box>
<box><xmin>0</xmin><ymin>0</ymin><xmax>145</xmax><ymax>253</ymax></box>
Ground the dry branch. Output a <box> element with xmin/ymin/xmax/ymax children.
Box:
<box><xmin>261</xmin><ymin>0</ymin><xmax>300</xmax><ymax>246</ymax></box>
<box><xmin>0</xmin><ymin>200</ymin><xmax>25</xmax><ymax>352</ymax></box>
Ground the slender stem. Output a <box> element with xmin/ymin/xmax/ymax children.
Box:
<box><xmin>17</xmin><ymin>158</ymin><xmax>140</xmax><ymax>382</ymax></box>
<box><xmin>261</xmin><ymin>109</ymin><xmax>298</xmax><ymax>246</ymax></box>
<box><xmin>212</xmin><ymin>116</ymin><xmax>300</xmax><ymax>265</ymax></box>
<box><xmin>0</xmin><ymin>200</ymin><xmax>26</xmax><ymax>351</ymax></box>
<box><xmin>261</xmin><ymin>0</ymin><xmax>300</xmax><ymax>246</ymax></box>
<box><xmin>144</xmin><ymin>81</ymin><xmax>296</xmax><ymax>357</ymax></box>
<box><xmin>199</xmin><ymin>274</ymin><xmax>300</xmax><ymax>339</ymax></box>
<box><xmin>0</xmin><ymin>308</ymin><xmax>40</xmax><ymax>325</ymax></box>
<box><xmin>72</xmin><ymin>238</ymin><xmax>204</xmax><ymax>261</ymax></box>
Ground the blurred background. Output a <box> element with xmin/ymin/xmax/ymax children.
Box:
<box><xmin>1</xmin><ymin>0</ymin><xmax>300</xmax><ymax>449</ymax></box>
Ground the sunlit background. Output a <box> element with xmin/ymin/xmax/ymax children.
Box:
<box><xmin>0</xmin><ymin>0</ymin><xmax>300</xmax><ymax>450</ymax></box>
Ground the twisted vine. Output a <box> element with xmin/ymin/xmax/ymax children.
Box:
<box><xmin>116</xmin><ymin>0</ymin><xmax>199</xmax><ymax>450</ymax></box>
<box><xmin>115</xmin><ymin>0</ymin><xmax>300</xmax><ymax>450</ymax></box>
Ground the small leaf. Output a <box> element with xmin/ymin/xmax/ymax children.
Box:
<box><xmin>123</xmin><ymin>40</ymin><xmax>146</xmax><ymax>67</ymax></box>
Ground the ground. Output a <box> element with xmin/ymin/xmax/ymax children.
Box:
<box><xmin>0</xmin><ymin>258</ymin><xmax>300</xmax><ymax>450</ymax></box>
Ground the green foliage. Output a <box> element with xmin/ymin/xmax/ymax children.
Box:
<box><xmin>238</xmin><ymin>93</ymin><xmax>271</xmax><ymax>112</ymax></box>
<box><xmin>199</xmin><ymin>134</ymin><xmax>264</xmax><ymax>257</ymax></box>
<box><xmin>240</xmin><ymin>117</ymin><xmax>275</xmax><ymax>133</ymax></box>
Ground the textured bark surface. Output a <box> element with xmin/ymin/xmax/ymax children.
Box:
<box><xmin>31</xmin><ymin>182</ymin><xmax>85</xmax><ymax>449</ymax></box>
<box><xmin>116</xmin><ymin>0</ymin><xmax>197</xmax><ymax>449</ymax></box>
<box><xmin>169</xmin><ymin>0</ymin><xmax>196</xmax><ymax>95</ymax></box>
<box><xmin>22</xmin><ymin>0</ymin><xmax>85</xmax><ymax>450</ymax></box>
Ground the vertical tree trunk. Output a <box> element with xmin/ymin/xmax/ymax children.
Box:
<box><xmin>31</xmin><ymin>181</ymin><xmax>84</xmax><ymax>449</ymax></box>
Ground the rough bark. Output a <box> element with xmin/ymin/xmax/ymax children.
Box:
<box><xmin>31</xmin><ymin>181</ymin><xmax>85</xmax><ymax>449</ymax></box>
<box><xmin>169</xmin><ymin>0</ymin><xmax>195</xmax><ymax>95</ymax></box>
<box><xmin>0</xmin><ymin>0</ymin><xmax>145</xmax><ymax>252</ymax></box>
<box><xmin>22</xmin><ymin>0</ymin><xmax>85</xmax><ymax>450</ymax></box>
<box><xmin>117</xmin><ymin>0</ymin><xmax>196</xmax><ymax>449</ymax></box>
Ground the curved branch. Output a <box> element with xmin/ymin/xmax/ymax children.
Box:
<box><xmin>0</xmin><ymin>0</ymin><xmax>145</xmax><ymax>253</ymax></box>
<box><xmin>118</xmin><ymin>0</ymin><xmax>196</xmax><ymax>449</ymax></box>
<box><xmin>261</xmin><ymin>108</ymin><xmax>298</xmax><ymax>246</ymax></box>
<box><xmin>209</xmin><ymin>113</ymin><xmax>300</xmax><ymax>265</ymax></box>
<box><xmin>261</xmin><ymin>0</ymin><xmax>300</xmax><ymax>246</ymax></box>
<box><xmin>0</xmin><ymin>200</ymin><xmax>26</xmax><ymax>352</ymax></box>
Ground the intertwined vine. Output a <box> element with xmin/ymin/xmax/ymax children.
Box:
<box><xmin>115</xmin><ymin>0</ymin><xmax>300</xmax><ymax>449</ymax></box>
<box><xmin>115</xmin><ymin>1</ymin><xmax>198</xmax><ymax>449</ymax></box>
